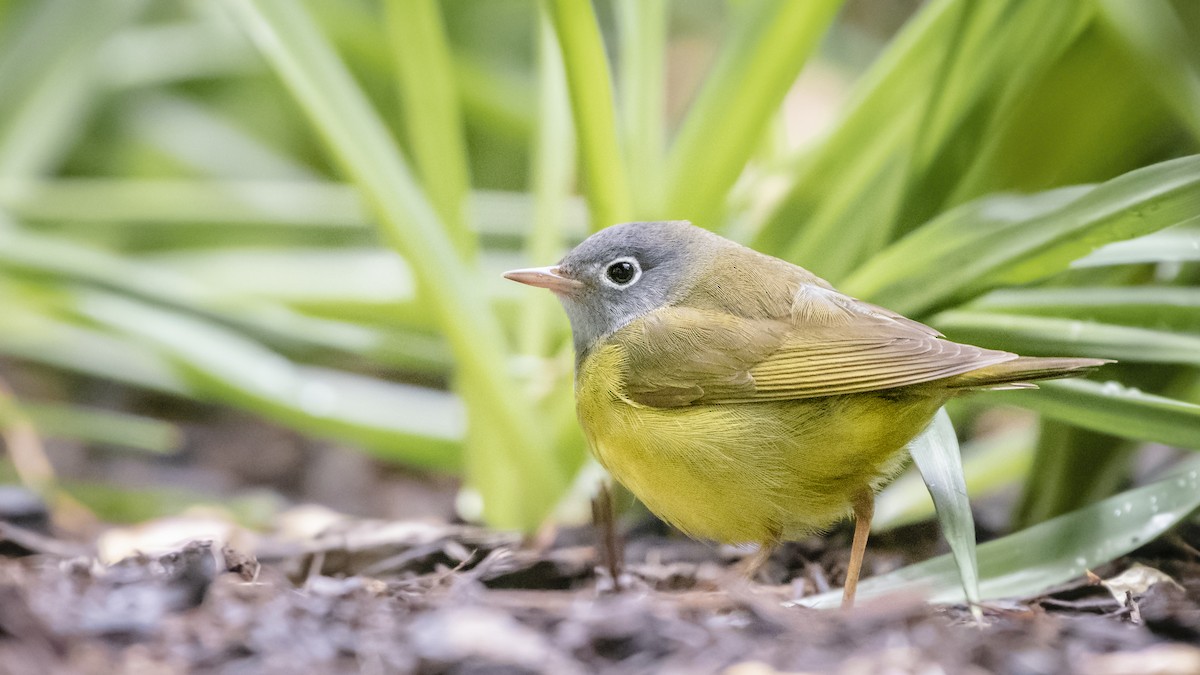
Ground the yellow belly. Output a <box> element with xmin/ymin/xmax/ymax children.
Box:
<box><xmin>576</xmin><ymin>345</ymin><xmax>944</xmax><ymax>544</ymax></box>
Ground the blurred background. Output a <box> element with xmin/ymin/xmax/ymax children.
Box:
<box><xmin>0</xmin><ymin>0</ymin><xmax>1198</xmax><ymax>555</ymax></box>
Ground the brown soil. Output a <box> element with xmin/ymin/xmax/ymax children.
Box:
<box><xmin>2</xmin><ymin>516</ymin><xmax>1199</xmax><ymax>675</ymax></box>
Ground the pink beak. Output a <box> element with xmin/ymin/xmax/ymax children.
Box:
<box><xmin>502</xmin><ymin>266</ymin><xmax>583</xmax><ymax>295</ymax></box>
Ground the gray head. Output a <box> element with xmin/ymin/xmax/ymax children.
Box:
<box><xmin>504</xmin><ymin>221</ymin><xmax>730</xmax><ymax>354</ymax></box>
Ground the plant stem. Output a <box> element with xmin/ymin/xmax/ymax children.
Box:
<box><xmin>520</xmin><ymin>15</ymin><xmax>576</xmax><ymax>358</ymax></box>
<box><xmin>224</xmin><ymin>0</ymin><xmax>567</xmax><ymax>528</ymax></box>
<box><xmin>385</xmin><ymin>0</ymin><xmax>475</xmax><ymax>258</ymax></box>
<box><xmin>664</xmin><ymin>0</ymin><xmax>842</xmax><ymax>227</ymax></box>
<box><xmin>543</xmin><ymin>0</ymin><xmax>632</xmax><ymax>231</ymax></box>
<box><xmin>616</xmin><ymin>0</ymin><xmax>666</xmax><ymax>219</ymax></box>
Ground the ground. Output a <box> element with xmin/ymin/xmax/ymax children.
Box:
<box><xmin>2</xmin><ymin>506</ymin><xmax>1199</xmax><ymax>675</ymax></box>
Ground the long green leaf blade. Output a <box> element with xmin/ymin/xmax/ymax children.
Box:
<box><xmin>0</xmin><ymin>287</ymin><xmax>186</xmax><ymax>395</ymax></box>
<box><xmin>844</xmin><ymin>155</ymin><xmax>1200</xmax><ymax>315</ymax></box>
<box><xmin>76</xmin><ymin>290</ymin><xmax>464</xmax><ymax>469</ymax></box>
<box><xmin>543</xmin><ymin>0</ymin><xmax>631</xmax><ymax>230</ymax></box>
<box><xmin>616</xmin><ymin>0</ymin><xmax>666</xmax><ymax>218</ymax></box>
<box><xmin>994</xmin><ymin>379</ymin><xmax>1200</xmax><ymax>450</ymax></box>
<box><xmin>754</xmin><ymin>0</ymin><xmax>1091</xmax><ymax>279</ymax></box>
<box><xmin>932</xmin><ymin>311</ymin><xmax>1200</xmax><ymax>365</ymax></box>
<box><xmin>907</xmin><ymin>408</ymin><xmax>981</xmax><ymax>611</ymax></box>
<box><xmin>1097</xmin><ymin>0</ymin><xmax>1200</xmax><ymax>142</ymax></box>
<box><xmin>0</xmin><ymin>178</ymin><xmax>590</xmax><ymax>242</ymax></box>
<box><xmin>1072</xmin><ymin>226</ymin><xmax>1200</xmax><ymax>267</ymax></box>
<box><xmin>385</xmin><ymin>0</ymin><xmax>474</xmax><ymax>256</ymax></box>
<box><xmin>0</xmin><ymin>0</ymin><xmax>146</xmax><ymax>177</ymax></box>
<box><xmin>664</xmin><ymin>0</ymin><xmax>842</xmax><ymax>226</ymax></box>
<box><xmin>968</xmin><ymin>286</ymin><xmax>1200</xmax><ymax>333</ymax></box>
<box><xmin>801</xmin><ymin>457</ymin><xmax>1200</xmax><ymax>607</ymax></box>
<box><xmin>14</xmin><ymin>402</ymin><xmax>181</xmax><ymax>454</ymax></box>
<box><xmin>1013</xmin><ymin>421</ymin><xmax>1132</xmax><ymax>529</ymax></box>
<box><xmin>876</xmin><ymin>426</ymin><xmax>1035</xmax><ymax>531</ymax></box>
<box><xmin>221</xmin><ymin>0</ymin><xmax>566</xmax><ymax>527</ymax></box>
<box><xmin>0</xmin><ymin>226</ymin><xmax>447</xmax><ymax>371</ymax></box>
<box><xmin>519</xmin><ymin>15</ymin><xmax>576</xmax><ymax>358</ymax></box>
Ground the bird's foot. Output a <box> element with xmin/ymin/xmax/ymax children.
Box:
<box><xmin>732</xmin><ymin>542</ymin><xmax>776</xmax><ymax>582</ymax></box>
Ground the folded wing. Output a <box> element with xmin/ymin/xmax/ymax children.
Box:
<box><xmin>616</xmin><ymin>283</ymin><xmax>1017</xmax><ymax>408</ymax></box>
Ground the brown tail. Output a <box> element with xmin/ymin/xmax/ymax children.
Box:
<box><xmin>944</xmin><ymin>356</ymin><xmax>1112</xmax><ymax>391</ymax></box>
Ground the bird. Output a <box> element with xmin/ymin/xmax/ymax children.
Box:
<box><xmin>504</xmin><ymin>220</ymin><xmax>1107</xmax><ymax>607</ymax></box>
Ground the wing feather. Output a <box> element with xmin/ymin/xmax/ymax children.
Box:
<box><xmin>612</xmin><ymin>264</ymin><xmax>1016</xmax><ymax>408</ymax></box>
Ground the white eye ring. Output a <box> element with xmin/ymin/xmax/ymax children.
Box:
<box><xmin>601</xmin><ymin>256</ymin><xmax>642</xmax><ymax>288</ymax></box>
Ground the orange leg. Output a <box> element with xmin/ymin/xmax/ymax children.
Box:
<box><xmin>736</xmin><ymin>541</ymin><xmax>777</xmax><ymax>580</ymax></box>
<box><xmin>592</xmin><ymin>481</ymin><xmax>623</xmax><ymax>589</ymax></box>
<box><xmin>841</xmin><ymin>491</ymin><xmax>875</xmax><ymax>609</ymax></box>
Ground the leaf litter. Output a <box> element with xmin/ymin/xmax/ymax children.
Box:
<box><xmin>2</xmin><ymin>504</ymin><xmax>1200</xmax><ymax>675</ymax></box>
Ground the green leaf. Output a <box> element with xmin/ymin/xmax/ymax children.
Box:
<box><xmin>0</xmin><ymin>290</ymin><xmax>186</xmax><ymax>395</ymax></box>
<box><xmin>121</xmin><ymin>92</ymin><xmax>318</xmax><ymax>181</ymax></box>
<box><xmin>64</xmin><ymin>476</ymin><xmax>282</xmax><ymax>526</ymax></box>
<box><xmin>145</xmin><ymin>247</ymin><xmax>416</xmax><ymax>305</ymax></box>
<box><xmin>1072</xmin><ymin>225</ymin><xmax>1200</xmax><ymax>268</ymax></box>
<box><xmin>801</xmin><ymin>456</ymin><xmax>1200</xmax><ymax>607</ymax></box>
<box><xmin>968</xmin><ymin>286</ymin><xmax>1200</xmax><ymax>333</ymax></box>
<box><xmin>0</xmin><ymin>178</ymin><xmax>589</xmax><ymax>242</ymax></box>
<box><xmin>518</xmin><ymin>15</ymin><xmax>576</xmax><ymax>358</ymax></box>
<box><xmin>452</xmin><ymin>53</ymin><xmax>536</xmax><ymax>143</ymax></box>
<box><xmin>754</xmin><ymin>0</ymin><xmax>1091</xmax><ymax>279</ymax></box>
<box><xmin>385</xmin><ymin>0</ymin><xmax>474</xmax><ymax>256</ymax></box>
<box><xmin>876</xmin><ymin>425</ymin><xmax>1035</xmax><ymax>532</ymax></box>
<box><xmin>750</xmin><ymin>0</ymin><xmax>959</xmax><ymax>259</ymax></box>
<box><xmin>101</xmin><ymin>19</ymin><xmax>262</xmax><ymax>89</ymax></box>
<box><xmin>941</xmin><ymin>26</ymin><xmax>1177</xmax><ymax>206</ymax></box>
<box><xmin>931</xmin><ymin>310</ymin><xmax>1200</xmax><ymax>366</ymax></box>
<box><xmin>992</xmin><ymin>379</ymin><xmax>1200</xmax><ymax>450</ymax></box>
<box><xmin>616</xmin><ymin>0</ymin><xmax>666</xmax><ymax>218</ymax></box>
<box><xmin>1014</xmin><ymin>421</ymin><xmax>1132</xmax><ymax>529</ymax></box>
<box><xmin>222</xmin><ymin>0</ymin><xmax>568</xmax><ymax>527</ymax></box>
<box><xmin>0</xmin><ymin>226</ymin><xmax>448</xmax><ymax>372</ymax></box>
<box><xmin>0</xmin><ymin>0</ymin><xmax>147</xmax><ymax>177</ymax></box>
<box><xmin>0</xmin><ymin>177</ymin><xmax>367</xmax><ymax>228</ymax></box>
<box><xmin>907</xmin><ymin>408</ymin><xmax>981</xmax><ymax>611</ymax></box>
<box><xmin>74</xmin><ymin>289</ymin><xmax>464</xmax><ymax>470</ymax></box>
<box><xmin>844</xmin><ymin>155</ymin><xmax>1200</xmax><ymax>315</ymax></box>
<box><xmin>664</xmin><ymin>0</ymin><xmax>842</xmax><ymax>226</ymax></box>
<box><xmin>1097</xmin><ymin>0</ymin><xmax>1200</xmax><ymax>142</ymax></box>
<box><xmin>14</xmin><ymin>402</ymin><xmax>181</xmax><ymax>454</ymax></box>
<box><xmin>840</xmin><ymin>185</ymin><xmax>1085</xmax><ymax>309</ymax></box>
<box><xmin>543</xmin><ymin>0</ymin><xmax>632</xmax><ymax>230</ymax></box>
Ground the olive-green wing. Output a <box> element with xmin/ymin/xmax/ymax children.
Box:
<box><xmin>736</xmin><ymin>331</ymin><xmax>1016</xmax><ymax>402</ymax></box>
<box><xmin>616</xmin><ymin>299</ymin><xmax>1017</xmax><ymax>408</ymax></box>
<box><xmin>615</xmin><ymin>306</ymin><xmax>787</xmax><ymax>407</ymax></box>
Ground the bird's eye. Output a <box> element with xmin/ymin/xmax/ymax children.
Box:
<box><xmin>603</xmin><ymin>258</ymin><xmax>641</xmax><ymax>287</ymax></box>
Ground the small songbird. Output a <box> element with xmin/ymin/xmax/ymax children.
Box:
<box><xmin>504</xmin><ymin>221</ymin><xmax>1106</xmax><ymax>607</ymax></box>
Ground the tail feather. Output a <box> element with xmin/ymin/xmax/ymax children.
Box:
<box><xmin>944</xmin><ymin>356</ymin><xmax>1112</xmax><ymax>391</ymax></box>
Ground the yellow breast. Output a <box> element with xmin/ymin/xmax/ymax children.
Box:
<box><xmin>576</xmin><ymin>342</ymin><xmax>943</xmax><ymax>544</ymax></box>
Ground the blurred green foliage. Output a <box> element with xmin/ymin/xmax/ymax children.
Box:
<box><xmin>0</xmin><ymin>0</ymin><xmax>1198</xmax><ymax>596</ymax></box>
